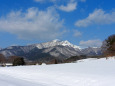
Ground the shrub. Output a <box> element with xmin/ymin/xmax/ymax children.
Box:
<box><xmin>13</xmin><ymin>57</ymin><xmax>25</xmax><ymax>66</ymax></box>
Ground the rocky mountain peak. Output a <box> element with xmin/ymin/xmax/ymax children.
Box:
<box><xmin>32</xmin><ymin>40</ymin><xmax>81</xmax><ymax>49</ymax></box>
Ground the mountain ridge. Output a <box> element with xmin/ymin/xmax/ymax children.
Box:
<box><xmin>0</xmin><ymin>40</ymin><xmax>102</xmax><ymax>61</ymax></box>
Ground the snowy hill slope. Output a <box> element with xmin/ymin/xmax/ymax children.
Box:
<box><xmin>0</xmin><ymin>57</ymin><xmax>115</xmax><ymax>86</ymax></box>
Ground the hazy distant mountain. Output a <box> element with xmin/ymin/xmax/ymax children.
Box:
<box><xmin>81</xmin><ymin>47</ymin><xmax>102</xmax><ymax>56</ymax></box>
<box><xmin>0</xmin><ymin>40</ymin><xmax>102</xmax><ymax>61</ymax></box>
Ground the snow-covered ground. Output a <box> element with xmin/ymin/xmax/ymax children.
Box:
<box><xmin>0</xmin><ymin>57</ymin><xmax>115</xmax><ymax>86</ymax></box>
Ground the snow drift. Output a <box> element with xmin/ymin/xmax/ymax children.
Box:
<box><xmin>0</xmin><ymin>57</ymin><xmax>115</xmax><ymax>86</ymax></box>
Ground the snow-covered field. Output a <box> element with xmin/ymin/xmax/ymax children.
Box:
<box><xmin>0</xmin><ymin>57</ymin><xmax>115</xmax><ymax>86</ymax></box>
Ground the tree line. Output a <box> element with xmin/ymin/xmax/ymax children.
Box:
<box><xmin>0</xmin><ymin>55</ymin><xmax>25</xmax><ymax>66</ymax></box>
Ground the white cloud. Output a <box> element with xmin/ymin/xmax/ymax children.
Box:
<box><xmin>34</xmin><ymin>0</ymin><xmax>56</xmax><ymax>3</ymax></box>
<box><xmin>34</xmin><ymin>0</ymin><xmax>74</xmax><ymax>3</ymax></box>
<box><xmin>34</xmin><ymin>0</ymin><xmax>77</xmax><ymax>12</ymax></box>
<box><xmin>58</xmin><ymin>2</ymin><xmax>77</xmax><ymax>12</ymax></box>
<box><xmin>34</xmin><ymin>0</ymin><xmax>45</xmax><ymax>2</ymax></box>
<box><xmin>50</xmin><ymin>0</ymin><xmax>56</xmax><ymax>2</ymax></box>
<box><xmin>0</xmin><ymin>7</ymin><xmax>64</xmax><ymax>40</ymax></box>
<box><xmin>75</xmin><ymin>9</ymin><xmax>115</xmax><ymax>27</ymax></box>
<box><xmin>73</xmin><ymin>30</ymin><xmax>82</xmax><ymax>37</ymax></box>
<box><xmin>79</xmin><ymin>39</ymin><xmax>102</xmax><ymax>47</ymax></box>
<box><xmin>80</xmin><ymin>0</ymin><xmax>86</xmax><ymax>2</ymax></box>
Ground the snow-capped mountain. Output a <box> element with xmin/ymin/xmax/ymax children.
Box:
<box><xmin>30</xmin><ymin>39</ymin><xmax>81</xmax><ymax>49</ymax></box>
<box><xmin>0</xmin><ymin>40</ymin><xmax>102</xmax><ymax>61</ymax></box>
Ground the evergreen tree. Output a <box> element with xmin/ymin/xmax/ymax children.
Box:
<box><xmin>102</xmin><ymin>34</ymin><xmax>115</xmax><ymax>56</ymax></box>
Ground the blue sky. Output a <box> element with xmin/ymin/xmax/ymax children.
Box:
<box><xmin>0</xmin><ymin>0</ymin><xmax>115</xmax><ymax>48</ymax></box>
